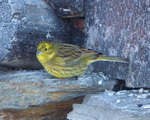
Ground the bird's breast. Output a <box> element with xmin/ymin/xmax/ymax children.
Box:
<box><xmin>43</xmin><ymin>62</ymin><xmax>87</xmax><ymax>78</ymax></box>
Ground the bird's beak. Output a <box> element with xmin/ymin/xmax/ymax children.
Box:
<box><xmin>36</xmin><ymin>51</ymin><xmax>43</xmax><ymax>56</ymax></box>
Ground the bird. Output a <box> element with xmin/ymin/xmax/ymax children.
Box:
<box><xmin>36</xmin><ymin>41</ymin><xmax>128</xmax><ymax>78</ymax></box>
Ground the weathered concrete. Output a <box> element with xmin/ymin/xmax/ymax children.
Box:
<box><xmin>67</xmin><ymin>90</ymin><xmax>150</xmax><ymax>120</ymax></box>
<box><xmin>0</xmin><ymin>0</ymin><xmax>70</xmax><ymax>69</ymax></box>
<box><xmin>85</xmin><ymin>0</ymin><xmax>150</xmax><ymax>88</ymax></box>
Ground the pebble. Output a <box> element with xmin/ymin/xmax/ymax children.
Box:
<box><xmin>98</xmin><ymin>80</ymin><xmax>103</xmax><ymax>85</ymax></box>
<box><xmin>116</xmin><ymin>99</ymin><xmax>121</xmax><ymax>103</ymax></box>
<box><xmin>138</xmin><ymin>88</ymin><xmax>144</xmax><ymax>93</ymax></box>
<box><xmin>142</xmin><ymin>104</ymin><xmax>150</xmax><ymax>109</ymax></box>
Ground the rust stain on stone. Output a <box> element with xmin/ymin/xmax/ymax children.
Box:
<box><xmin>1</xmin><ymin>98</ymin><xmax>83</xmax><ymax>120</ymax></box>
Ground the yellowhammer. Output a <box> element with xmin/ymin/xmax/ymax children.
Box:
<box><xmin>36</xmin><ymin>41</ymin><xmax>128</xmax><ymax>78</ymax></box>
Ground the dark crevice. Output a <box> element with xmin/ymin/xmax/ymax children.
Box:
<box><xmin>113</xmin><ymin>79</ymin><xmax>150</xmax><ymax>91</ymax></box>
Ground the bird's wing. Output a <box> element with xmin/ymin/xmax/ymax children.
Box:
<box><xmin>57</xmin><ymin>43</ymin><xmax>82</xmax><ymax>63</ymax></box>
<box><xmin>57</xmin><ymin>43</ymin><xmax>99</xmax><ymax>66</ymax></box>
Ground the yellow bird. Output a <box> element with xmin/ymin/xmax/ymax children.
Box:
<box><xmin>36</xmin><ymin>41</ymin><xmax>128</xmax><ymax>78</ymax></box>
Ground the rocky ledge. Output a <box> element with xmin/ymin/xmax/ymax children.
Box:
<box><xmin>67</xmin><ymin>90</ymin><xmax>150</xmax><ymax>120</ymax></box>
<box><xmin>0</xmin><ymin>68</ymin><xmax>117</xmax><ymax>119</ymax></box>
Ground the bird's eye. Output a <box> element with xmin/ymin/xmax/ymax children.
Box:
<box><xmin>45</xmin><ymin>48</ymin><xmax>48</xmax><ymax>51</ymax></box>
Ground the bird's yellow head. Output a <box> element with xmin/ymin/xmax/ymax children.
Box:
<box><xmin>36</xmin><ymin>41</ymin><xmax>56</xmax><ymax>63</ymax></box>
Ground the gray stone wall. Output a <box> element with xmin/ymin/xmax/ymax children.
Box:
<box><xmin>85</xmin><ymin>0</ymin><xmax>150</xmax><ymax>88</ymax></box>
<box><xmin>0</xmin><ymin>0</ymin><xmax>70</xmax><ymax>69</ymax></box>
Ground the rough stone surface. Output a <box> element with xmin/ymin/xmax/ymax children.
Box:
<box><xmin>0</xmin><ymin>68</ymin><xmax>117</xmax><ymax>119</ymax></box>
<box><xmin>85</xmin><ymin>0</ymin><xmax>150</xmax><ymax>88</ymax></box>
<box><xmin>69</xmin><ymin>18</ymin><xmax>85</xmax><ymax>47</ymax></box>
<box><xmin>0</xmin><ymin>0</ymin><xmax>70</xmax><ymax>69</ymax></box>
<box><xmin>47</xmin><ymin>0</ymin><xmax>84</xmax><ymax>18</ymax></box>
<box><xmin>0</xmin><ymin>70</ymin><xmax>116</xmax><ymax>109</ymax></box>
<box><xmin>1</xmin><ymin>99</ymin><xmax>82</xmax><ymax>120</ymax></box>
<box><xmin>67</xmin><ymin>90</ymin><xmax>150</xmax><ymax>120</ymax></box>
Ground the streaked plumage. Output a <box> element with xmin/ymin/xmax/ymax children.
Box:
<box><xmin>36</xmin><ymin>41</ymin><xmax>128</xmax><ymax>78</ymax></box>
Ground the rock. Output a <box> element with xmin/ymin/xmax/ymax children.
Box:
<box><xmin>46</xmin><ymin>0</ymin><xmax>84</xmax><ymax>18</ymax></box>
<box><xmin>67</xmin><ymin>90</ymin><xmax>150</xmax><ymax>120</ymax></box>
<box><xmin>44</xmin><ymin>0</ymin><xmax>85</xmax><ymax>46</ymax></box>
<box><xmin>85</xmin><ymin>0</ymin><xmax>150</xmax><ymax>88</ymax></box>
<box><xmin>0</xmin><ymin>69</ymin><xmax>117</xmax><ymax>119</ymax></box>
<box><xmin>69</xmin><ymin>18</ymin><xmax>85</xmax><ymax>46</ymax></box>
<box><xmin>0</xmin><ymin>0</ymin><xmax>70</xmax><ymax>69</ymax></box>
<box><xmin>2</xmin><ymin>98</ymin><xmax>82</xmax><ymax>120</ymax></box>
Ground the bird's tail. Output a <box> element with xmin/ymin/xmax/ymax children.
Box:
<box><xmin>89</xmin><ymin>55</ymin><xmax>128</xmax><ymax>64</ymax></box>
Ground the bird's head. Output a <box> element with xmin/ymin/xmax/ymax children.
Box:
<box><xmin>36</xmin><ymin>41</ymin><xmax>55</xmax><ymax>63</ymax></box>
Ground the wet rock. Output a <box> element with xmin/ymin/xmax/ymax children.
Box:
<box><xmin>0</xmin><ymin>0</ymin><xmax>70</xmax><ymax>69</ymax></box>
<box><xmin>85</xmin><ymin>0</ymin><xmax>150</xmax><ymax>88</ymax></box>
<box><xmin>0</xmin><ymin>69</ymin><xmax>117</xmax><ymax>119</ymax></box>
<box><xmin>47</xmin><ymin>0</ymin><xmax>84</xmax><ymax>18</ymax></box>
<box><xmin>67</xmin><ymin>90</ymin><xmax>150</xmax><ymax>120</ymax></box>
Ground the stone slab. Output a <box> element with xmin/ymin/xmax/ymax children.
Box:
<box><xmin>85</xmin><ymin>0</ymin><xmax>150</xmax><ymax>88</ymax></box>
<box><xmin>68</xmin><ymin>90</ymin><xmax>150</xmax><ymax>120</ymax></box>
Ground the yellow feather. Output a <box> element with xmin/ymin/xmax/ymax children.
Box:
<box><xmin>36</xmin><ymin>41</ymin><xmax>128</xmax><ymax>78</ymax></box>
